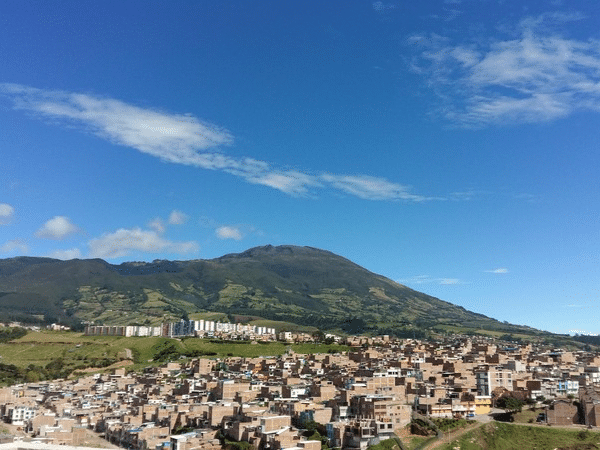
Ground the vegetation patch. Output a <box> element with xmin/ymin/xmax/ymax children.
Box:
<box><xmin>0</xmin><ymin>247</ymin><xmax>575</xmax><ymax>340</ymax></box>
<box><xmin>438</xmin><ymin>422</ymin><xmax>600</xmax><ymax>450</ymax></box>
<box><xmin>367</xmin><ymin>438</ymin><xmax>400</xmax><ymax>450</ymax></box>
<box><xmin>0</xmin><ymin>330</ymin><xmax>348</xmax><ymax>383</ymax></box>
<box><xmin>431</xmin><ymin>418</ymin><xmax>474</xmax><ymax>432</ymax></box>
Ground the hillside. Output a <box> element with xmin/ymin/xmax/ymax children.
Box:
<box><xmin>0</xmin><ymin>245</ymin><xmax>549</xmax><ymax>338</ymax></box>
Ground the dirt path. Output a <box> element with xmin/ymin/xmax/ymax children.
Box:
<box><xmin>80</xmin><ymin>429</ymin><xmax>121</xmax><ymax>448</ymax></box>
<box><xmin>425</xmin><ymin>423</ymin><xmax>483</xmax><ymax>449</ymax></box>
<box><xmin>77</xmin><ymin>359</ymin><xmax>133</xmax><ymax>373</ymax></box>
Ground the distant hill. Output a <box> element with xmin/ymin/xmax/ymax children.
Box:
<box><xmin>0</xmin><ymin>245</ymin><xmax>551</xmax><ymax>338</ymax></box>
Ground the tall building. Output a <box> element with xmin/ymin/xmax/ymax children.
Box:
<box><xmin>476</xmin><ymin>369</ymin><xmax>513</xmax><ymax>396</ymax></box>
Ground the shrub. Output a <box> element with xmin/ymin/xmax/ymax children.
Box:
<box><xmin>578</xmin><ymin>430</ymin><xmax>590</xmax><ymax>441</ymax></box>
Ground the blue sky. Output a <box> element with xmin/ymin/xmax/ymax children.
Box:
<box><xmin>1</xmin><ymin>0</ymin><xmax>600</xmax><ymax>335</ymax></box>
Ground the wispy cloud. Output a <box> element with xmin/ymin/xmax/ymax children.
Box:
<box><xmin>35</xmin><ymin>216</ymin><xmax>80</xmax><ymax>240</ymax></box>
<box><xmin>247</xmin><ymin>171</ymin><xmax>322</xmax><ymax>197</ymax></box>
<box><xmin>372</xmin><ymin>1</ymin><xmax>397</xmax><ymax>13</ymax></box>
<box><xmin>514</xmin><ymin>193</ymin><xmax>539</xmax><ymax>203</ymax></box>
<box><xmin>148</xmin><ymin>209</ymin><xmax>189</xmax><ymax>233</ymax></box>
<box><xmin>216</xmin><ymin>226</ymin><xmax>243</xmax><ymax>241</ymax></box>
<box><xmin>0</xmin><ymin>239</ymin><xmax>28</xmax><ymax>255</ymax></box>
<box><xmin>485</xmin><ymin>268</ymin><xmax>509</xmax><ymax>274</ymax></box>
<box><xmin>429</xmin><ymin>8</ymin><xmax>462</xmax><ymax>22</ymax></box>
<box><xmin>321</xmin><ymin>174</ymin><xmax>433</xmax><ymax>201</ymax></box>
<box><xmin>0</xmin><ymin>83</ymin><xmax>233</xmax><ymax>163</ymax></box>
<box><xmin>168</xmin><ymin>210</ymin><xmax>189</xmax><ymax>225</ymax></box>
<box><xmin>448</xmin><ymin>190</ymin><xmax>486</xmax><ymax>201</ymax></box>
<box><xmin>569</xmin><ymin>328</ymin><xmax>598</xmax><ymax>335</ymax></box>
<box><xmin>48</xmin><ymin>248</ymin><xmax>82</xmax><ymax>260</ymax></box>
<box><xmin>398</xmin><ymin>275</ymin><xmax>464</xmax><ymax>285</ymax></box>
<box><xmin>148</xmin><ymin>217</ymin><xmax>166</xmax><ymax>234</ymax></box>
<box><xmin>409</xmin><ymin>12</ymin><xmax>600</xmax><ymax>126</ymax></box>
<box><xmin>0</xmin><ymin>203</ymin><xmax>14</xmax><ymax>225</ymax></box>
<box><xmin>88</xmin><ymin>227</ymin><xmax>198</xmax><ymax>259</ymax></box>
<box><xmin>439</xmin><ymin>278</ymin><xmax>461</xmax><ymax>285</ymax></box>
<box><xmin>0</xmin><ymin>84</ymin><xmax>433</xmax><ymax>201</ymax></box>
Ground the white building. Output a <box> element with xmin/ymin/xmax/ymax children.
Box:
<box><xmin>6</xmin><ymin>405</ymin><xmax>37</xmax><ymax>425</ymax></box>
<box><xmin>476</xmin><ymin>369</ymin><xmax>513</xmax><ymax>396</ymax></box>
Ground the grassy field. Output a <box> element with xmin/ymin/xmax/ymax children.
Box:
<box><xmin>403</xmin><ymin>435</ymin><xmax>433</xmax><ymax>449</ymax></box>
<box><xmin>512</xmin><ymin>407</ymin><xmax>543</xmax><ymax>424</ymax></box>
<box><xmin>438</xmin><ymin>422</ymin><xmax>600</xmax><ymax>450</ymax></box>
<box><xmin>188</xmin><ymin>311</ymin><xmax>229</xmax><ymax>321</ymax></box>
<box><xmin>0</xmin><ymin>331</ymin><xmax>349</xmax><ymax>374</ymax></box>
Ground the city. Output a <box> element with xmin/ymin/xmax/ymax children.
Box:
<box><xmin>1</xmin><ymin>332</ymin><xmax>599</xmax><ymax>449</ymax></box>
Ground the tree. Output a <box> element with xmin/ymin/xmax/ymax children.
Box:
<box><xmin>312</xmin><ymin>330</ymin><xmax>325</xmax><ymax>343</ymax></box>
<box><xmin>499</xmin><ymin>397</ymin><xmax>525</xmax><ymax>413</ymax></box>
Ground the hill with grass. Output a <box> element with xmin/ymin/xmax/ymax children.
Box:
<box><xmin>0</xmin><ymin>245</ymin><xmax>555</xmax><ymax>339</ymax></box>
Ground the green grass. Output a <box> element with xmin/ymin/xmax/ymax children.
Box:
<box><xmin>431</xmin><ymin>418</ymin><xmax>475</xmax><ymax>432</ymax></box>
<box><xmin>178</xmin><ymin>338</ymin><xmax>348</xmax><ymax>359</ymax></box>
<box><xmin>0</xmin><ymin>247</ymin><xmax>570</xmax><ymax>341</ymax></box>
<box><xmin>367</xmin><ymin>438</ymin><xmax>399</xmax><ymax>450</ymax></box>
<box><xmin>512</xmin><ymin>407</ymin><xmax>541</xmax><ymax>424</ymax></box>
<box><xmin>0</xmin><ymin>331</ymin><xmax>348</xmax><ymax>373</ymax></box>
<box><xmin>403</xmin><ymin>435</ymin><xmax>432</xmax><ymax>450</ymax></box>
<box><xmin>438</xmin><ymin>422</ymin><xmax>600</xmax><ymax>450</ymax></box>
<box><xmin>188</xmin><ymin>312</ymin><xmax>229</xmax><ymax>321</ymax></box>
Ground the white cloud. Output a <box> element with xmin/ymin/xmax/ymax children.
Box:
<box><xmin>439</xmin><ymin>278</ymin><xmax>461</xmax><ymax>285</ymax></box>
<box><xmin>216</xmin><ymin>226</ymin><xmax>243</xmax><ymax>241</ymax></box>
<box><xmin>409</xmin><ymin>14</ymin><xmax>600</xmax><ymax>126</ymax></box>
<box><xmin>0</xmin><ymin>84</ymin><xmax>435</xmax><ymax>201</ymax></box>
<box><xmin>0</xmin><ymin>83</ymin><xmax>233</xmax><ymax>166</ymax></box>
<box><xmin>321</xmin><ymin>174</ymin><xmax>432</xmax><ymax>201</ymax></box>
<box><xmin>569</xmin><ymin>329</ymin><xmax>598</xmax><ymax>335</ymax></box>
<box><xmin>35</xmin><ymin>216</ymin><xmax>80</xmax><ymax>240</ymax></box>
<box><xmin>148</xmin><ymin>217</ymin><xmax>166</xmax><ymax>234</ymax></box>
<box><xmin>372</xmin><ymin>1</ymin><xmax>396</xmax><ymax>13</ymax></box>
<box><xmin>0</xmin><ymin>239</ymin><xmax>28</xmax><ymax>255</ymax></box>
<box><xmin>88</xmin><ymin>227</ymin><xmax>198</xmax><ymax>259</ymax></box>
<box><xmin>448</xmin><ymin>190</ymin><xmax>483</xmax><ymax>201</ymax></box>
<box><xmin>49</xmin><ymin>248</ymin><xmax>82</xmax><ymax>260</ymax></box>
<box><xmin>430</xmin><ymin>8</ymin><xmax>462</xmax><ymax>22</ymax></box>
<box><xmin>486</xmin><ymin>268</ymin><xmax>509</xmax><ymax>274</ymax></box>
<box><xmin>168</xmin><ymin>210</ymin><xmax>189</xmax><ymax>225</ymax></box>
<box><xmin>514</xmin><ymin>193</ymin><xmax>539</xmax><ymax>203</ymax></box>
<box><xmin>450</xmin><ymin>47</ymin><xmax>479</xmax><ymax>68</ymax></box>
<box><xmin>0</xmin><ymin>203</ymin><xmax>14</xmax><ymax>225</ymax></box>
<box><xmin>246</xmin><ymin>171</ymin><xmax>322</xmax><ymax>196</ymax></box>
<box><xmin>148</xmin><ymin>210</ymin><xmax>188</xmax><ymax>232</ymax></box>
<box><xmin>398</xmin><ymin>275</ymin><xmax>464</xmax><ymax>285</ymax></box>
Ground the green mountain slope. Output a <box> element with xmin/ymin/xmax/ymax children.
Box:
<box><xmin>0</xmin><ymin>245</ymin><xmax>545</xmax><ymax>338</ymax></box>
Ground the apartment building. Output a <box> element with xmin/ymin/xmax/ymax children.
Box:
<box><xmin>475</xmin><ymin>369</ymin><xmax>513</xmax><ymax>396</ymax></box>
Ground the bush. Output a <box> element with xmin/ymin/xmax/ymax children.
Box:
<box><xmin>497</xmin><ymin>397</ymin><xmax>525</xmax><ymax>412</ymax></box>
<box><xmin>224</xmin><ymin>439</ymin><xmax>255</xmax><ymax>450</ymax></box>
<box><xmin>578</xmin><ymin>430</ymin><xmax>590</xmax><ymax>441</ymax></box>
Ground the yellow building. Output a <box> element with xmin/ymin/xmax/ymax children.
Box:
<box><xmin>474</xmin><ymin>396</ymin><xmax>491</xmax><ymax>415</ymax></box>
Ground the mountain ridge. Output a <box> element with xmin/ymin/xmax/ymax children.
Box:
<box><xmin>0</xmin><ymin>245</ymin><xmax>546</xmax><ymax>338</ymax></box>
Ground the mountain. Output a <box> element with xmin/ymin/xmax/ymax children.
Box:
<box><xmin>0</xmin><ymin>245</ymin><xmax>546</xmax><ymax>338</ymax></box>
